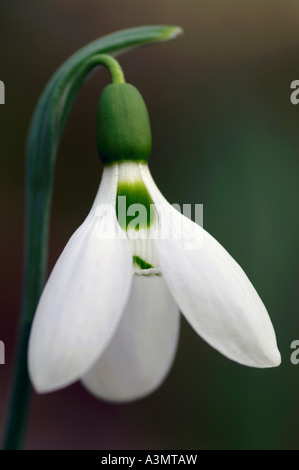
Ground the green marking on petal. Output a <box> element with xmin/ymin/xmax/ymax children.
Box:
<box><xmin>133</xmin><ymin>256</ymin><xmax>154</xmax><ymax>270</ymax></box>
<box><xmin>116</xmin><ymin>180</ymin><xmax>157</xmax><ymax>230</ymax></box>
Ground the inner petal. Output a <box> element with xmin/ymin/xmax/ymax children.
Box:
<box><xmin>117</xmin><ymin>162</ymin><xmax>159</xmax><ymax>275</ymax></box>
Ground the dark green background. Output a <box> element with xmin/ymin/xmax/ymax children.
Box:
<box><xmin>0</xmin><ymin>0</ymin><xmax>298</xmax><ymax>449</ymax></box>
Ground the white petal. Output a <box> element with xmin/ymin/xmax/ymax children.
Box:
<box><xmin>140</xmin><ymin>164</ymin><xmax>281</xmax><ymax>368</ymax></box>
<box><xmin>28</xmin><ymin>165</ymin><xmax>133</xmax><ymax>393</ymax></box>
<box><xmin>81</xmin><ymin>274</ymin><xmax>180</xmax><ymax>402</ymax></box>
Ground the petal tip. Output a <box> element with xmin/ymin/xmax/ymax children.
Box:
<box><xmin>257</xmin><ymin>337</ymin><xmax>281</xmax><ymax>368</ymax></box>
<box><xmin>28</xmin><ymin>365</ymin><xmax>65</xmax><ymax>394</ymax></box>
<box><xmin>267</xmin><ymin>348</ymin><xmax>281</xmax><ymax>368</ymax></box>
<box><xmin>81</xmin><ymin>371</ymin><xmax>168</xmax><ymax>404</ymax></box>
<box><xmin>245</xmin><ymin>344</ymin><xmax>281</xmax><ymax>369</ymax></box>
<box><xmin>28</xmin><ymin>350</ymin><xmax>78</xmax><ymax>394</ymax></box>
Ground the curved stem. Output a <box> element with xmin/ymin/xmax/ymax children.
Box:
<box><xmin>95</xmin><ymin>54</ymin><xmax>126</xmax><ymax>84</ymax></box>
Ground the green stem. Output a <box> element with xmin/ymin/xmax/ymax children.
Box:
<box><xmin>2</xmin><ymin>321</ymin><xmax>33</xmax><ymax>449</ymax></box>
<box><xmin>1</xmin><ymin>25</ymin><xmax>182</xmax><ymax>450</ymax></box>
<box><xmin>95</xmin><ymin>54</ymin><xmax>126</xmax><ymax>84</ymax></box>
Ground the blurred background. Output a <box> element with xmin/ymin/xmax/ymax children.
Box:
<box><xmin>0</xmin><ymin>0</ymin><xmax>299</xmax><ymax>450</ymax></box>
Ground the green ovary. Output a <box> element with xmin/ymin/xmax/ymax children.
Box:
<box><xmin>97</xmin><ymin>83</ymin><xmax>152</xmax><ymax>165</ymax></box>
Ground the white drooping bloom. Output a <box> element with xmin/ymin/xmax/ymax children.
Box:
<box><xmin>28</xmin><ymin>161</ymin><xmax>281</xmax><ymax>402</ymax></box>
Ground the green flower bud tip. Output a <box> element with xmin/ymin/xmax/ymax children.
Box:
<box><xmin>97</xmin><ymin>83</ymin><xmax>152</xmax><ymax>165</ymax></box>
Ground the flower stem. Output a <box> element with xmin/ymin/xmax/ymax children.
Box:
<box><xmin>95</xmin><ymin>54</ymin><xmax>126</xmax><ymax>84</ymax></box>
<box><xmin>2</xmin><ymin>321</ymin><xmax>33</xmax><ymax>449</ymax></box>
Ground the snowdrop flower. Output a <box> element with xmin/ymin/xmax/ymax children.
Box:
<box><xmin>28</xmin><ymin>80</ymin><xmax>281</xmax><ymax>403</ymax></box>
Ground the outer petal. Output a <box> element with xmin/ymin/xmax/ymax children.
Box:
<box><xmin>28</xmin><ymin>165</ymin><xmax>133</xmax><ymax>393</ymax></box>
<box><xmin>140</xmin><ymin>164</ymin><xmax>281</xmax><ymax>368</ymax></box>
<box><xmin>81</xmin><ymin>275</ymin><xmax>180</xmax><ymax>402</ymax></box>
